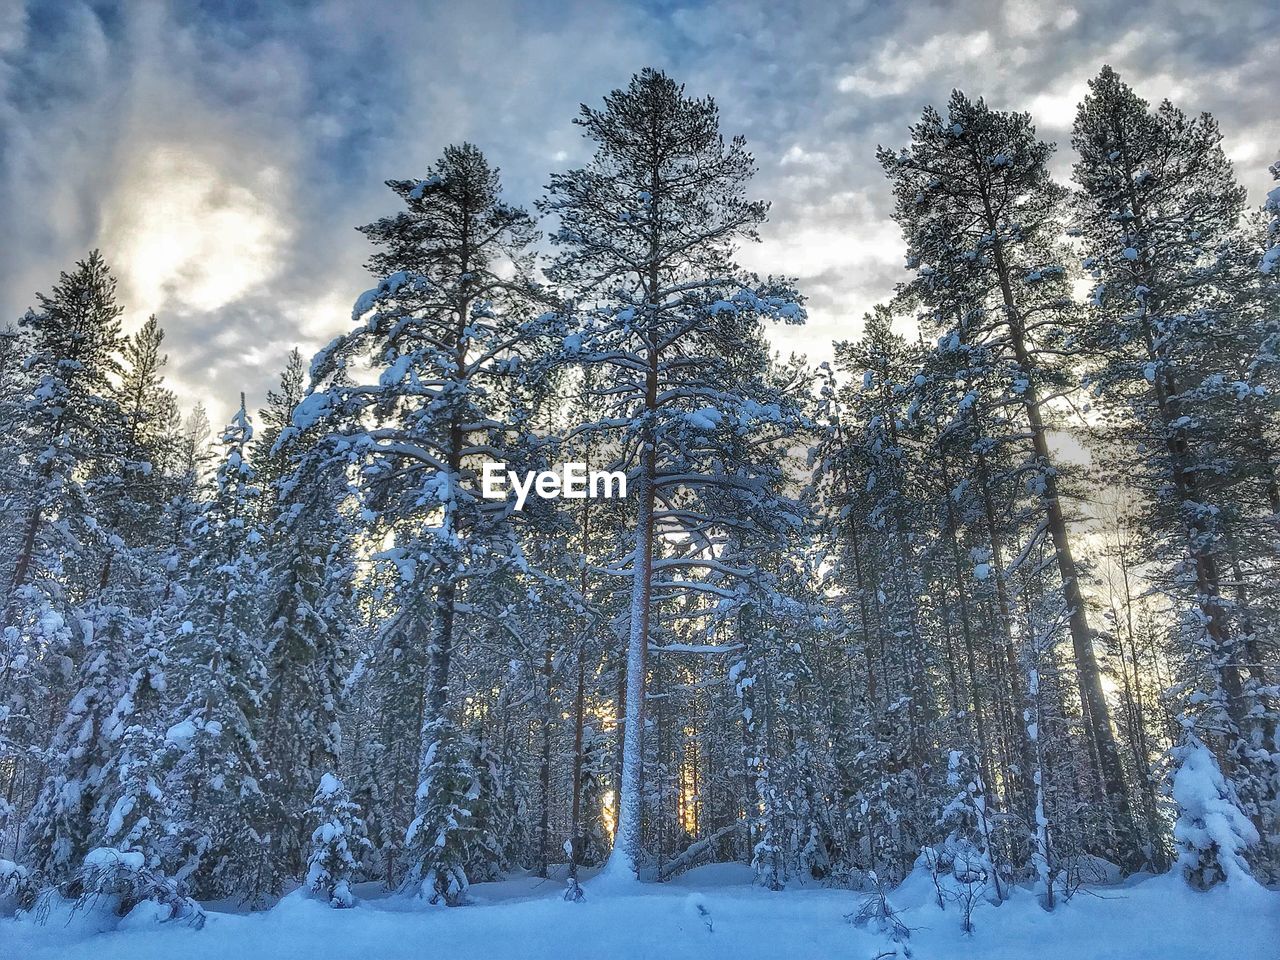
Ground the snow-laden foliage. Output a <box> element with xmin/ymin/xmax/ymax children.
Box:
<box><xmin>402</xmin><ymin>721</ymin><xmax>479</xmax><ymax>905</ymax></box>
<box><xmin>1172</xmin><ymin>734</ymin><xmax>1260</xmax><ymax>889</ymax></box>
<box><xmin>74</xmin><ymin>846</ymin><xmax>204</xmax><ymax>926</ymax></box>
<box><xmin>305</xmin><ymin>773</ymin><xmax>369</xmax><ymax>908</ymax></box>
<box><xmin>163</xmin><ymin>404</ymin><xmax>271</xmax><ymax>900</ymax></box>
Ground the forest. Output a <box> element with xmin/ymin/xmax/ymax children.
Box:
<box><xmin>0</xmin><ymin>65</ymin><xmax>1277</xmax><ymax>932</ymax></box>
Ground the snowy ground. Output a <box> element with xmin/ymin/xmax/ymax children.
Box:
<box><xmin>4</xmin><ymin>862</ymin><xmax>1277</xmax><ymax>960</ymax></box>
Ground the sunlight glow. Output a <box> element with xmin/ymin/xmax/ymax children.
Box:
<box><xmin>99</xmin><ymin>145</ymin><xmax>289</xmax><ymax>321</ymax></box>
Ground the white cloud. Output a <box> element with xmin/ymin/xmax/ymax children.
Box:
<box><xmin>1003</xmin><ymin>0</ymin><xmax>1079</xmax><ymax>38</ymax></box>
<box><xmin>1027</xmin><ymin>81</ymin><xmax>1091</xmax><ymax>131</ymax></box>
<box><xmin>837</xmin><ymin>31</ymin><xmax>993</xmax><ymax>97</ymax></box>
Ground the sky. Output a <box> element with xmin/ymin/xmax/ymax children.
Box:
<box><xmin>2</xmin><ymin>0</ymin><xmax>1277</xmax><ymax>426</ymax></box>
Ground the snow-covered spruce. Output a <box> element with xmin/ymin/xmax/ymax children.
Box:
<box><xmin>402</xmin><ymin>721</ymin><xmax>480</xmax><ymax>905</ymax></box>
<box><xmin>162</xmin><ymin>401</ymin><xmax>271</xmax><ymax>901</ymax></box>
<box><xmin>305</xmin><ymin>773</ymin><xmax>369</xmax><ymax>908</ymax></box>
<box><xmin>256</xmin><ymin>351</ymin><xmax>358</xmax><ymax>892</ymax></box>
<box><xmin>1171</xmin><ymin>734</ymin><xmax>1260</xmax><ymax>889</ymax></box>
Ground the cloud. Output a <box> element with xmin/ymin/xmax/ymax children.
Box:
<box><xmin>1</xmin><ymin>0</ymin><xmax>1276</xmax><ymax>427</ymax></box>
<box><xmin>837</xmin><ymin>31</ymin><xmax>995</xmax><ymax>98</ymax></box>
<box><xmin>100</xmin><ymin>146</ymin><xmax>290</xmax><ymax>319</ymax></box>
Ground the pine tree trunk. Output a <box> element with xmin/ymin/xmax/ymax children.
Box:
<box><xmin>606</xmin><ymin>163</ymin><xmax>663</xmax><ymax>879</ymax></box>
<box><xmin>537</xmin><ymin>634</ymin><xmax>554</xmax><ymax>878</ymax></box>
<box><xmin>6</xmin><ymin>503</ymin><xmax>43</xmax><ymax>619</ymax></box>
<box><xmin>974</xmin><ymin>438</ymin><xmax>1038</xmax><ymax>821</ymax></box>
<box><xmin>608</xmin><ymin>439</ymin><xmax>656</xmax><ymax>877</ymax></box>
<box><xmin>982</xmin><ymin>191</ymin><xmax>1142</xmax><ymax>867</ymax></box>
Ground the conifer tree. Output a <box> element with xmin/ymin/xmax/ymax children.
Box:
<box><xmin>542</xmin><ymin>68</ymin><xmax>804</xmax><ymax>880</ymax></box>
<box><xmin>76</xmin><ymin>616</ymin><xmax>200</xmax><ymax>921</ymax></box>
<box><xmin>1261</xmin><ymin>159</ymin><xmax>1280</xmax><ymax>277</ymax></box>
<box><xmin>256</xmin><ymin>358</ymin><xmax>356</xmax><ymax>889</ymax></box>
<box><xmin>880</xmin><ymin>93</ymin><xmax>1143</xmax><ymax>868</ymax></box>
<box><xmin>5</xmin><ymin>251</ymin><xmax>127</xmax><ymax>610</ymax></box>
<box><xmin>22</xmin><ymin>604</ymin><xmax>134</xmax><ymax>886</ymax></box>
<box><xmin>3</xmin><ymin>256</ymin><xmax>131</xmax><ymax>859</ymax></box>
<box><xmin>304</xmin><ymin>142</ymin><xmax>546</xmax><ymax>904</ymax></box>
<box><xmin>164</xmin><ymin>401</ymin><xmax>269</xmax><ymax>900</ymax></box>
<box><xmin>1072</xmin><ymin>67</ymin><xmax>1276</xmax><ymax>871</ymax></box>
<box><xmin>97</xmin><ymin>316</ymin><xmax>179</xmax><ymax>593</ymax></box>
<box><xmin>1171</xmin><ymin>732</ymin><xmax>1260</xmax><ymax>889</ymax></box>
<box><xmin>305</xmin><ymin>772</ymin><xmax>369</xmax><ymax>908</ymax></box>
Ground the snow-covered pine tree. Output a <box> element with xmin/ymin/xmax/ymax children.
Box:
<box><xmin>46</xmin><ymin>315</ymin><xmax>188</xmax><ymax>906</ymax></box>
<box><xmin>738</xmin><ymin>600</ymin><xmax>786</xmax><ymax>892</ymax></box>
<box><xmin>572</xmin><ymin>723</ymin><xmax>610</xmax><ymax>870</ymax></box>
<box><xmin>741</xmin><ymin>582</ymin><xmax>835</xmax><ymax>890</ymax></box>
<box><xmin>5</xmin><ymin>251</ymin><xmax>127</xmax><ymax>617</ymax></box>
<box><xmin>305</xmin><ymin>772</ymin><xmax>369</xmax><ymax>908</ymax></box>
<box><xmin>12</xmin><ymin>254</ymin><xmax>153</xmax><ymax>892</ymax></box>
<box><xmin>1072</xmin><ymin>67</ymin><xmax>1276</xmax><ymax>873</ymax></box>
<box><xmin>153</xmin><ymin>404</ymin><xmax>211</xmax><ymax>628</ymax></box>
<box><xmin>880</xmin><ymin>93</ymin><xmax>1144</xmax><ymax>869</ymax></box>
<box><xmin>254</xmin><ymin>348</ymin><xmax>306</xmax><ymax>506</ymax></box>
<box><xmin>541</xmin><ymin>68</ymin><xmax>805</xmax><ymax>881</ymax></box>
<box><xmin>3</xmin><ymin>255</ymin><xmax>132</xmax><ymax>878</ymax></box>
<box><xmin>22</xmin><ymin>602</ymin><xmax>134</xmax><ymax>888</ymax></box>
<box><xmin>303</xmin><ymin>142</ymin><xmax>547</xmax><ymax>904</ymax></box>
<box><xmin>75</xmin><ymin>616</ymin><xmax>200</xmax><ymax>922</ymax></box>
<box><xmin>1171</xmin><ymin>731</ymin><xmax>1260</xmax><ymax>889</ymax></box>
<box><xmin>905</xmin><ymin>307</ymin><xmax>1085</xmax><ymax>883</ymax></box>
<box><xmin>811</xmin><ymin>364</ymin><xmax>888</xmax><ymax>881</ymax></box>
<box><xmin>404</xmin><ymin>720</ymin><xmax>479</xmax><ymax>905</ymax></box>
<box><xmin>95</xmin><ymin>315</ymin><xmax>180</xmax><ymax>595</ymax></box>
<box><xmin>164</xmin><ymin>400</ymin><xmax>269</xmax><ymax>901</ymax></box>
<box><xmin>465</xmin><ymin>731</ymin><xmax>518</xmax><ymax>883</ymax></box>
<box><xmin>937</xmin><ymin>750</ymin><xmax>1003</xmax><ymax>904</ymax></box>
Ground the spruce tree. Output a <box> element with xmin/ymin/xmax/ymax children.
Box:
<box><xmin>164</xmin><ymin>401</ymin><xmax>269</xmax><ymax>900</ymax></box>
<box><xmin>96</xmin><ymin>316</ymin><xmax>179</xmax><ymax>594</ymax></box>
<box><xmin>5</xmin><ymin>251</ymin><xmax>127</xmax><ymax>610</ymax></box>
<box><xmin>256</xmin><ymin>357</ymin><xmax>356</xmax><ymax>889</ymax></box>
<box><xmin>22</xmin><ymin>603</ymin><xmax>134</xmax><ymax>886</ymax></box>
<box><xmin>1171</xmin><ymin>732</ymin><xmax>1260</xmax><ymax>889</ymax></box>
<box><xmin>305</xmin><ymin>772</ymin><xmax>369</xmax><ymax>908</ymax></box>
<box><xmin>76</xmin><ymin>616</ymin><xmax>200</xmax><ymax>921</ymax></box>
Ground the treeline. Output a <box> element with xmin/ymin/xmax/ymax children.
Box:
<box><xmin>0</xmin><ymin>67</ymin><xmax>1277</xmax><ymax>922</ymax></box>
